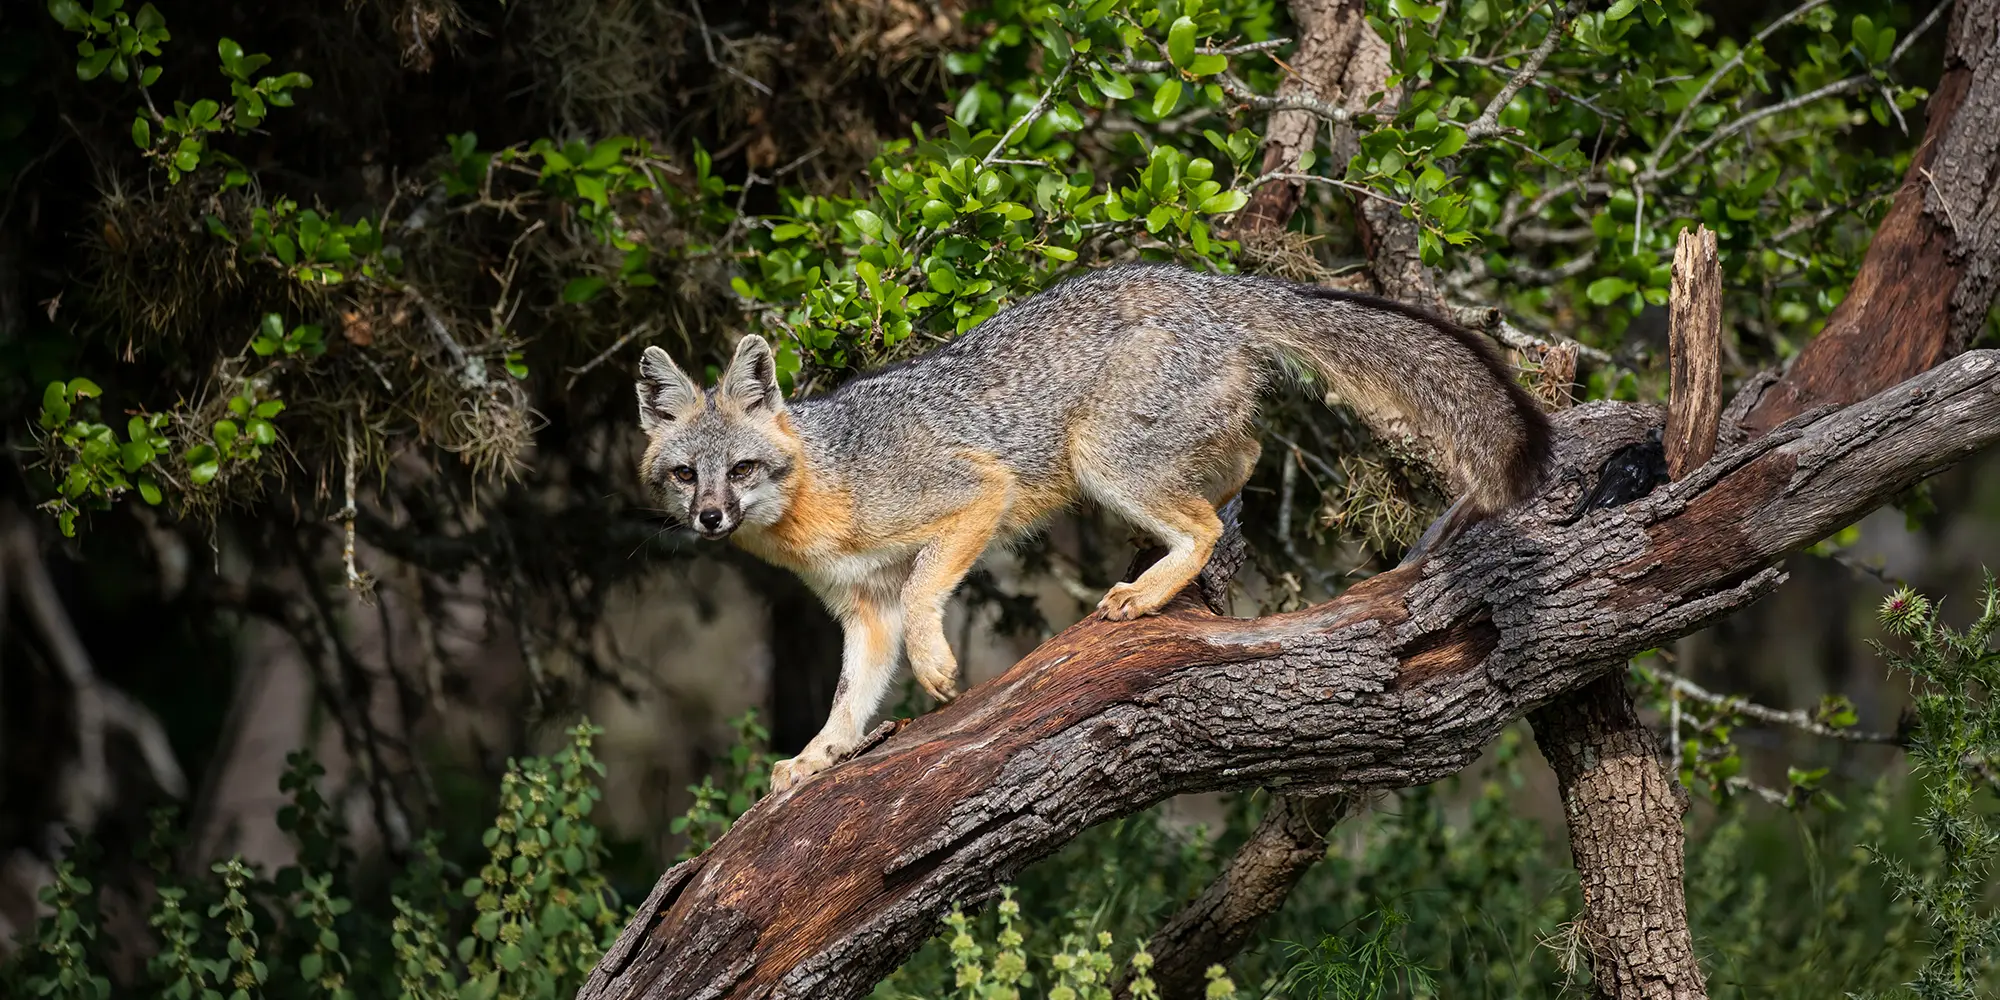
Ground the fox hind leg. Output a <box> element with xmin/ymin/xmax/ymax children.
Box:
<box><xmin>1080</xmin><ymin>439</ymin><xmax>1254</xmax><ymax>621</ymax></box>
<box><xmin>1091</xmin><ymin>489</ymin><xmax>1225</xmax><ymax>620</ymax></box>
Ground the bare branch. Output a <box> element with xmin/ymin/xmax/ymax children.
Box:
<box><xmin>1653</xmin><ymin>0</ymin><xmax>1833</xmax><ymax>166</ymax></box>
<box><xmin>1463</xmin><ymin>1</ymin><xmax>1583</xmax><ymax>141</ymax></box>
<box><xmin>1656</xmin><ymin>670</ymin><xmax>1902</xmax><ymax>745</ymax></box>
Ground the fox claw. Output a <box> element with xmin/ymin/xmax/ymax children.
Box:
<box><xmin>914</xmin><ymin>665</ymin><xmax>959</xmax><ymax>704</ymax></box>
<box><xmin>770</xmin><ymin>751</ymin><xmax>833</xmax><ymax>794</ymax></box>
<box><xmin>1098</xmin><ymin>581</ymin><xmax>1167</xmax><ymax>621</ymax></box>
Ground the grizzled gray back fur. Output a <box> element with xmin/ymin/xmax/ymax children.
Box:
<box><xmin>789</xmin><ymin>263</ymin><xmax>1549</xmax><ymax>528</ymax></box>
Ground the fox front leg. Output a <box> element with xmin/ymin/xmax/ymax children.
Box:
<box><xmin>900</xmin><ymin>491</ymin><xmax>1010</xmax><ymax>703</ymax></box>
<box><xmin>770</xmin><ymin>593</ymin><xmax>903</xmax><ymax>794</ymax></box>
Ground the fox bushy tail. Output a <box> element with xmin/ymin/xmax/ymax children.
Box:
<box><xmin>1245</xmin><ymin>281</ymin><xmax>1553</xmax><ymax>515</ymax></box>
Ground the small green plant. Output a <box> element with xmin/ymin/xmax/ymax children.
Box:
<box><xmin>670</xmin><ymin>709</ymin><xmax>773</xmax><ymax>859</ymax></box>
<box><xmin>457</xmin><ymin>721</ymin><xmax>624</xmax><ymax>1000</ymax></box>
<box><xmin>35</xmin><ymin>376</ymin><xmax>170</xmax><ymax>535</ymax></box>
<box><xmin>208</xmin><ymin>857</ymin><xmax>270</xmax><ymax>999</ymax></box>
<box><xmin>1868</xmin><ymin>580</ymin><xmax>2000</xmax><ymax>1000</ymax></box>
<box><xmin>22</xmin><ymin>859</ymin><xmax>110</xmax><ymax>1000</ymax></box>
<box><xmin>50</xmin><ymin>0</ymin><xmax>310</xmax><ymax>184</ymax></box>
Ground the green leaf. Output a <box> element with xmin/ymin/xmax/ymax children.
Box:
<box><xmin>1038</xmin><ymin>244</ymin><xmax>1077</xmax><ymax>261</ymax></box>
<box><xmin>138</xmin><ymin>474</ymin><xmax>162</xmax><ymax>505</ymax></box>
<box><xmin>1585</xmin><ymin>276</ymin><xmax>1636</xmax><ymax>305</ymax></box>
<box><xmin>1094</xmin><ymin>70</ymin><xmax>1134</xmax><ymax>100</ymax></box>
<box><xmin>1167</xmin><ymin>17</ymin><xmax>1197</xmax><ymax>68</ymax></box>
<box><xmin>1152</xmin><ymin>79</ymin><xmax>1183</xmax><ymax>118</ymax></box>
<box><xmin>77</xmin><ymin>48</ymin><xmax>115</xmax><ymax>81</ymax></box>
<box><xmin>562</xmin><ymin>277</ymin><xmax>607</xmax><ymax>304</ymax></box>
<box><xmin>68</xmin><ymin>378</ymin><xmax>101</xmax><ymax>399</ymax></box>
<box><xmin>121</xmin><ymin>440</ymin><xmax>154</xmax><ymax>472</ymax></box>
<box><xmin>1198</xmin><ymin>190</ymin><xmax>1248</xmax><ymax>214</ymax></box>
<box><xmin>132</xmin><ymin>115</ymin><xmax>151</xmax><ymax>148</ymax></box>
<box><xmin>1606</xmin><ymin>0</ymin><xmax>1638</xmax><ymax>19</ymax></box>
<box><xmin>190</xmin><ymin>460</ymin><xmax>220</xmax><ymax>486</ymax></box>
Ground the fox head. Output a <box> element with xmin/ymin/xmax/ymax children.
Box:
<box><xmin>635</xmin><ymin>335</ymin><xmax>799</xmax><ymax>540</ymax></box>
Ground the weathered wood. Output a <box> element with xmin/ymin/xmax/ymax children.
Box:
<box><xmin>1744</xmin><ymin>0</ymin><xmax>2000</xmax><ymax>431</ymax></box>
<box><xmin>577</xmin><ymin>350</ymin><xmax>2000</xmax><ymax>1000</ymax></box>
<box><xmin>1666</xmin><ymin>226</ymin><xmax>1723</xmax><ymax>480</ymax></box>
<box><xmin>1524</xmin><ymin>224</ymin><xmax>1716</xmax><ymax>1000</ymax></box>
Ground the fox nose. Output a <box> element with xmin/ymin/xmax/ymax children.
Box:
<box><xmin>698</xmin><ymin>509</ymin><xmax>723</xmax><ymax>531</ymax></box>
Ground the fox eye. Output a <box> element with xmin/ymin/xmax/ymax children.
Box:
<box><xmin>728</xmin><ymin>460</ymin><xmax>759</xmax><ymax>480</ymax></box>
<box><xmin>670</xmin><ymin>465</ymin><xmax>697</xmax><ymax>485</ymax></box>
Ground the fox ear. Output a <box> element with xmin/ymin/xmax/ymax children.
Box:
<box><xmin>636</xmin><ymin>345</ymin><xmax>700</xmax><ymax>432</ymax></box>
<box><xmin>721</xmin><ymin>335</ymin><xmax>785</xmax><ymax>414</ymax></box>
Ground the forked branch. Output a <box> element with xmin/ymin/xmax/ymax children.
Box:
<box><xmin>578</xmin><ymin>350</ymin><xmax>2000</xmax><ymax>1000</ymax></box>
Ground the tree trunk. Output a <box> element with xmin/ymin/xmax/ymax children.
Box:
<box><xmin>1530</xmin><ymin>675</ymin><xmax>1704</xmax><ymax>1000</ymax></box>
<box><xmin>576</xmin><ymin>350</ymin><xmax>2000</xmax><ymax>1000</ymax></box>
<box><xmin>1521</xmin><ymin>222</ymin><xmax>1723</xmax><ymax>1000</ymax></box>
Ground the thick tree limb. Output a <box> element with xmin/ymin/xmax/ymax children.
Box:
<box><xmin>1744</xmin><ymin>0</ymin><xmax>2000</xmax><ymax>431</ymax></box>
<box><xmin>577</xmin><ymin>349</ymin><xmax>2000</xmax><ymax>1000</ymax></box>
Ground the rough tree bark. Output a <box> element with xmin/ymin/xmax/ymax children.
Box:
<box><xmin>1236</xmin><ymin>0</ymin><xmax>1385</xmax><ymax>234</ymax></box>
<box><xmin>1518</xmin><ymin>224</ymin><xmax>1723</xmax><ymax>1000</ymax></box>
<box><xmin>576</xmin><ymin>344</ymin><xmax>2000</xmax><ymax>1000</ymax></box>
<box><xmin>1529</xmin><ymin>678</ymin><xmax>1703</xmax><ymax>1000</ymax></box>
<box><xmin>1744</xmin><ymin>0</ymin><xmax>2000</xmax><ymax>432</ymax></box>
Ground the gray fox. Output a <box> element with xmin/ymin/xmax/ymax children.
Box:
<box><xmin>635</xmin><ymin>263</ymin><xmax>1551</xmax><ymax>791</ymax></box>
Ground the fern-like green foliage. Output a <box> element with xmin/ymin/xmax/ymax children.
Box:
<box><xmin>1277</xmin><ymin>909</ymin><xmax>1435</xmax><ymax>1000</ymax></box>
<box><xmin>1865</xmin><ymin>580</ymin><xmax>2000</xmax><ymax>1000</ymax></box>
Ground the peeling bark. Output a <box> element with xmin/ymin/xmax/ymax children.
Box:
<box><xmin>576</xmin><ymin>350</ymin><xmax>2000</xmax><ymax>1000</ymax></box>
<box><xmin>1744</xmin><ymin>0</ymin><xmax>2000</xmax><ymax>431</ymax></box>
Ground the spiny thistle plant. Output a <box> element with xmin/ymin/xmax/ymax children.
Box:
<box><xmin>1867</xmin><ymin>579</ymin><xmax>2000</xmax><ymax>1000</ymax></box>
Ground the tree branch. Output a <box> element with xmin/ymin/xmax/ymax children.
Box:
<box><xmin>578</xmin><ymin>349</ymin><xmax>2000</xmax><ymax>1000</ymax></box>
<box><xmin>1462</xmin><ymin>2</ymin><xmax>1582</xmax><ymax>141</ymax></box>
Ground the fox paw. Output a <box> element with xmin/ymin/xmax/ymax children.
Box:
<box><xmin>770</xmin><ymin>751</ymin><xmax>834</xmax><ymax>794</ymax></box>
<box><xmin>912</xmin><ymin>655</ymin><xmax>960</xmax><ymax>704</ymax></box>
<box><xmin>1098</xmin><ymin>582</ymin><xmax>1169</xmax><ymax>621</ymax></box>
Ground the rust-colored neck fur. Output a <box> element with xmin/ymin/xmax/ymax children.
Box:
<box><xmin>733</xmin><ymin>413</ymin><xmax>855</xmax><ymax>567</ymax></box>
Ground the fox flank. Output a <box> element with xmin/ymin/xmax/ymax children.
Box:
<box><xmin>636</xmin><ymin>263</ymin><xmax>1553</xmax><ymax>792</ymax></box>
